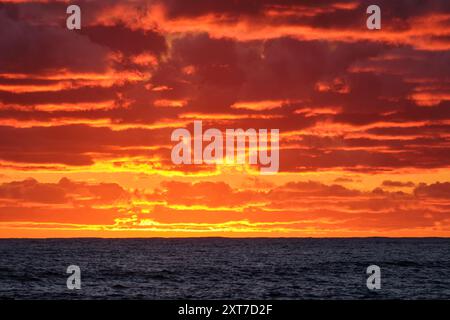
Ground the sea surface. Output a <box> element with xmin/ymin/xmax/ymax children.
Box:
<box><xmin>0</xmin><ymin>238</ymin><xmax>449</xmax><ymax>299</ymax></box>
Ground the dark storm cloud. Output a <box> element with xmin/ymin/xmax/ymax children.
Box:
<box><xmin>0</xmin><ymin>11</ymin><xmax>109</xmax><ymax>74</ymax></box>
<box><xmin>81</xmin><ymin>24</ymin><xmax>167</xmax><ymax>56</ymax></box>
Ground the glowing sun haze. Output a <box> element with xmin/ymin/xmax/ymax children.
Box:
<box><xmin>0</xmin><ymin>0</ymin><xmax>449</xmax><ymax>238</ymax></box>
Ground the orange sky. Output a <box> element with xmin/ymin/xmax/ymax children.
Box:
<box><xmin>0</xmin><ymin>0</ymin><xmax>449</xmax><ymax>238</ymax></box>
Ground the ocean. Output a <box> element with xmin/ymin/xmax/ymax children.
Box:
<box><xmin>0</xmin><ymin>238</ymin><xmax>449</xmax><ymax>299</ymax></box>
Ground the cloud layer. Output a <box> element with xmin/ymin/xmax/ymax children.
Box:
<box><xmin>0</xmin><ymin>0</ymin><xmax>449</xmax><ymax>237</ymax></box>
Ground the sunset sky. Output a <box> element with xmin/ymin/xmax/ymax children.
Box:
<box><xmin>0</xmin><ymin>0</ymin><xmax>449</xmax><ymax>238</ymax></box>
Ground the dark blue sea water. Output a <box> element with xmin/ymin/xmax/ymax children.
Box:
<box><xmin>0</xmin><ymin>238</ymin><xmax>449</xmax><ymax>299</ymax></box>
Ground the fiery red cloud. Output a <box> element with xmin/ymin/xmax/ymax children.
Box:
<box><xmin>0</xmin><ymin>0</ymin><xmax>449</xmax><ymax>237</ymax></box>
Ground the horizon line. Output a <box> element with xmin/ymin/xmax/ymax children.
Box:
<box><xmin>1</xmin><ymin>236</ymin><xmax>449</xmax><ymax>240</ymax></box>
